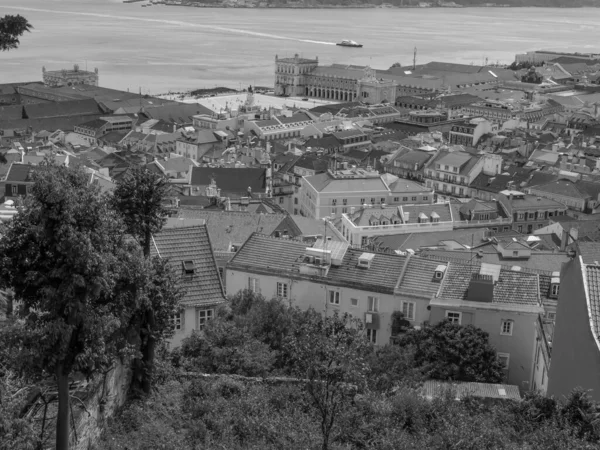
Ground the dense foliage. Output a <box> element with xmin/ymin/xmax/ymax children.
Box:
<box><xmin>96</xmin><ymin>292</ymin><xmax>600</xmax><ymax>449</ymax></box>
<box><xmin>398</xmin><ymin>320</ymin><xmax>506</xmax><ymax>383</ymax></box>
<box><xmin>0</xmin><ymin>164</ymin><xmax>180</xmax><ymax>450</ymax></box>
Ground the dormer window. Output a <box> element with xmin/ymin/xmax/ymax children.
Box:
<box><xmin>182</xmin><ymin>260</ymin><xmax>195</xmax><ymax>274</ymax></box>
<box><xmin>231</xmin><ymin>243</ymin><xmax>241</xmax><ymax>253</ymax></box>
<box><xmin>358</xmin><ymin>253</ymin><xmax>375</xmax><ymax>269</ymax></box>
<box><xmin>434</xmin><ymin>264</ymin><xmax>446</xmax><ymax>281</ymax></box>
<box><xmin>550</xmin><ymin>272</ymin><xmax>560</xmax><ymax>298</ymax></box>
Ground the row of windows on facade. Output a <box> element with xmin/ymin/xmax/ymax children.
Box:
<box><xmin>429</xmin><ymin>182</ymin><xmax>466</xmax><ymax>196</ymax></box>
<box><xmin>514</xmin><ymin>210</ymin><xmax>565</xmax><ymax>221</ymax></box>
<box><xmin>428</xmin><ymin>172</ymin><xmax>468</xmax><ymax>185</ymax></box>
<box><xmin>331</xmin><ymin>196</ymin><xmax>428</xmax><ymax>206</ymax></box>
<box><xmin>170</xmin><ymin>308</ymin><xmax>214</xmax><ymax>332</ymax></box>
<box><xmin>245</xmin><ymin>278</ymin><xmax>518</xmax><ymax>353</ymax></box>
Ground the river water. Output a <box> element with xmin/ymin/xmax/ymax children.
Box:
<box><xmin>0</xmin><ymin>0</ymin><xmax>599</xmax><ymax>94</ymax></box>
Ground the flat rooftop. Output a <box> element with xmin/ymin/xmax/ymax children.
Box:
<box><xmin>166</xmin><ymin>94</ymin><xmax>336</xmax><ymax>113</ymax></box>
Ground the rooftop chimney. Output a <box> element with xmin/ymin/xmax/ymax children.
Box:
<box><xmin>560</xmin><ymin>227</ymin><xmax>569</xmax><ymax>252</ymax></box>
<box><xmin>466</xmin><ymin>273</ymin><xmax>494</xmax><ymax>303</ymax></box>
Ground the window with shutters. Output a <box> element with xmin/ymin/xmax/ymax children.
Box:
<box><xmin>366</xmin><ymin>329</ymin><xmax>377</xmax><ymax>344</ymax></box>
<box><xmin>367</xmin><ymin>296</ymin><xmax>379</xmax><ymax>312</ymax></box>
<box><xmin>401</xmin><ymin>301</ymin><xmax>415</xmax><ymax>321</ymax></box>
<box><xmin>196</xmin><ymin>309</ymin><xmax>213</xmax><ymax>330</ymax></box>
<box><xmin>277</xmin><ymin>282</ymin><xmax>289</xmax><ymax>299</ymax></box>
<box><xmin>329</xmin><ymin>291</ymin><xmax>340</xmax><ymax>305</ymax></box>
<box><xmin>248</xmin><ymin>277</ymin><xmax>260</xmax><ymax>293</ymax></box>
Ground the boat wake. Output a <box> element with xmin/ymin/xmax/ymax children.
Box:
<box><xmin>0</xmin><ymin>6</ymin><xmax>337</xmax><ymax>46</ymax></box>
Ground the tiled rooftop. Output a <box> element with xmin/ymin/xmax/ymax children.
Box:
<box><xmin>438</xmin><ymin>262</ymin><xmax>540</xmax><ymax>306</ymax></box>
<box><xmin>228</xmin><ymin>234</ymin><xmax>407</xmax><ymax>294</ymax></box>
<box><xmin>5</xmin><ymin>163</ymin><xmax>42</xmax><ymax>183</ymax></box>
<box><xmin>585</xmin><ymin>264</ymin><xmax>600</xmax><ymax>347</ymax></box>
<box><xmin>396</xmin><ymin>256</ymin><xmax>447</xmax><ymax>298</ymax></box>
<box><xmin>150</xmin><ymin>225</ymin><xmax>225</xmax><ymax>307</ymax></box>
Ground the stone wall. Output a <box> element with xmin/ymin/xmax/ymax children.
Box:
<box><xmin>70</xmin><ymin>362</ymin><xmax>132</xmax><ymax>450</ymax></box>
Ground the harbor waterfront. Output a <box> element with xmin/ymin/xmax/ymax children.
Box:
<box><xmin>0</xmin><ymin>0</ymin><xmax>600</xmax><ymax>93</ymax></box>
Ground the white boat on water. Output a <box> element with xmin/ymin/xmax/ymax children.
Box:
<box><xmin>336</xmin><ymin>40</ymin><xmax>363</xmax><ymax>48</ymax></box>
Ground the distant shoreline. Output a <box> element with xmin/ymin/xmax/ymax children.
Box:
<box><xmin>135</xmin><ymin>2</ymin><xmax>598</xmax><ymax>9</ymax></box>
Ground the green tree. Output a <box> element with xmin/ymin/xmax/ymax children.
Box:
<box><xmin>398</xmin><ymin>320</ymin><xmax>505</xmax><ymax>383</ymax></box>
<box><xmin>112</xmin><ymin>166</ymin><xmax>171</xmax><ymax>395</ymax></box>
<box><xmin>0</xmin><ymin>15</ymin><xmax>31</xmax><ymax>52</ymax></box>
<box><xmin>112</xmin><ymin>166</ymin><xmax>169</xmax><ymax>258</ymax></box>
<box><xmin>283</xmin><ymin>311</ymin><xmax>371</xmax><ymax>450</ymax></box>
<box><xmin>181</xmin><ymin>319</ymin><xmax>275</xmax><ymax>377</ymax></box>
<box><xmin>0</xmin><ymin>163</ymin><xmax>143</xmax><ymax>450</ymax></box>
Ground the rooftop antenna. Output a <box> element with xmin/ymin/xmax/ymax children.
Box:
<box><xmin>413</xmin><ymin>46</ymin><xmax>417</xmax><ymax>71</ymax></box>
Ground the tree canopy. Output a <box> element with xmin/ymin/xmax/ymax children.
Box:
<box><xmin>398</xmin><ymin>320</ymin><xmax>505</xmax><ymax>383</ymax></box>
<box><xmin>0</xmin><ymin>15</ymin><xmax>32</xmax><ymax>51</ymax></box>
<box><xmin>0</xmin><ymin>163</ymin><xmax>163</xmax><ymax>449</ymax></box>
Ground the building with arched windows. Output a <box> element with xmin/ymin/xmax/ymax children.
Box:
<box><xmin>275</xmin><ymin>56</ymin><xmax>523</xmax><ymax>106</ymax></box>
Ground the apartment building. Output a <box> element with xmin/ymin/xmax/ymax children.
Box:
<box><xmin>448</xmin><ymin>118</ymin><xmax>496</xmax><ymax>147</ymax></box>
<box><xmin>497</xmin><ymin>190</ymin><xmax>568</xmax><ymax>234</ymax></box>
<box><xmin>429</xmin><ymin>262</ymin><xmax>545</xmax><ymax>388</ymax></box>
<box><xmin>226</xmin><ymin>234</ymin><xmax>446</xmax><ymax>345</ymax></box>
<box><xmin>423</xmin><ymin>150</ymin><xmax>502</xmax><ymax>198</ymax></box>
<box><xmin>300</xmin><ymin>168</ymin><xmax>433</xmax><ymax>220</ymax></box>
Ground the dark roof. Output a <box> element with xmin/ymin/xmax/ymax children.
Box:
<box><xmin>229</xmin><ymin>234</ymin><xmax>407</xmax><ymax>294</ymax></box>
<box><xmin>436</xmin><ymin>93</ymin><xmax>482</xmax><ymax>108</ymax></box>
<box><xmin>150</xmin><ymin>225</ymin><xmax>225</xmax><ymax>307</ymax></box>
<box><xmin>0</xmin><ymin>104</ymin><xmax>24</xmax><ymax>121</ymax></box>
<box><xmin>470</xmin><ymin>168</ymin><xmax>534</xmax><ymax>194</ymax></box>
<box><xmin>0</xmin><ymin>115</ymin><xmax>105</xmax><ymax>133</ymax></box>
<box><xmin>327</xmin><ymin>248</ymin><xmax>406</xmax><ymax>294</ymax></box>
<box><xmin>76</xmin><ymin>118</ymin><xmax>108</xmax><ymax>130</ymax></box>
<box><xmin>23</xmin><ymin>99</ymin><xmax>103</xmax><ymax>119</ymax></box>
<box><xmin>309</xmin><ymin>102</ymin><xmax>360</xmax><ymax>116</ymax></box>
<box><xmin>304</xmin><ymin>134</ymin><xmax>341</xmax><ymax>150</ymax></box>
<box><xmin>176</xmin><ymin>210</ymin><xmax>293</xmax><ymax>252</ymax></box>
<box><xmin>439</xmin><ymin>262</ymin><xmax>540</xmax><ymax>306</ymax></box>
<box><xmin>190</xmin><ymin>167</ymin><xmax>266</xmax><ymax>197</ymax></box>
<box><xmin>143</xmin><ymin>103</ymin><xmax>213</xmax><ymax>125</ymax></box>
<box><xmin>293</xmin><ymin>154</ymin><xmax>330</xmax><ymax>173</ymax></box>
<box><xmin>5</xmin><ymin>163</ymin><xmax>42</xmax><ymax>182</ymax></box>
<box><xmin>529</xmin><ymin>179</ymin><xmax>589</xmax><ymax>200</ymax></box>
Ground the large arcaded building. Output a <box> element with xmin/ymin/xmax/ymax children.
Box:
<box><xmin>43</xmin><ymin>64</ymin><xmax>99</xmax><ymax>88</ymax></box>
<box><xmin>274</xmin><ymin>54</ymin><xmax>519</xmax><ymax>105</ymax></box>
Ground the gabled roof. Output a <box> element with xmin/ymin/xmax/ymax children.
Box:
<box><xmin>150</xmin><ymin>225</ymin><xmax>225</xmax><ymax>307</ymax></box>
<box><xmin>228</xmin><ymin>233</ymin><xmax>407</xmax><ymax>294</ymax></box>
<box><xmin>189</xmin><ymin>167</ymin><xmax>266</xmax><ymax>197</ymax></box>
